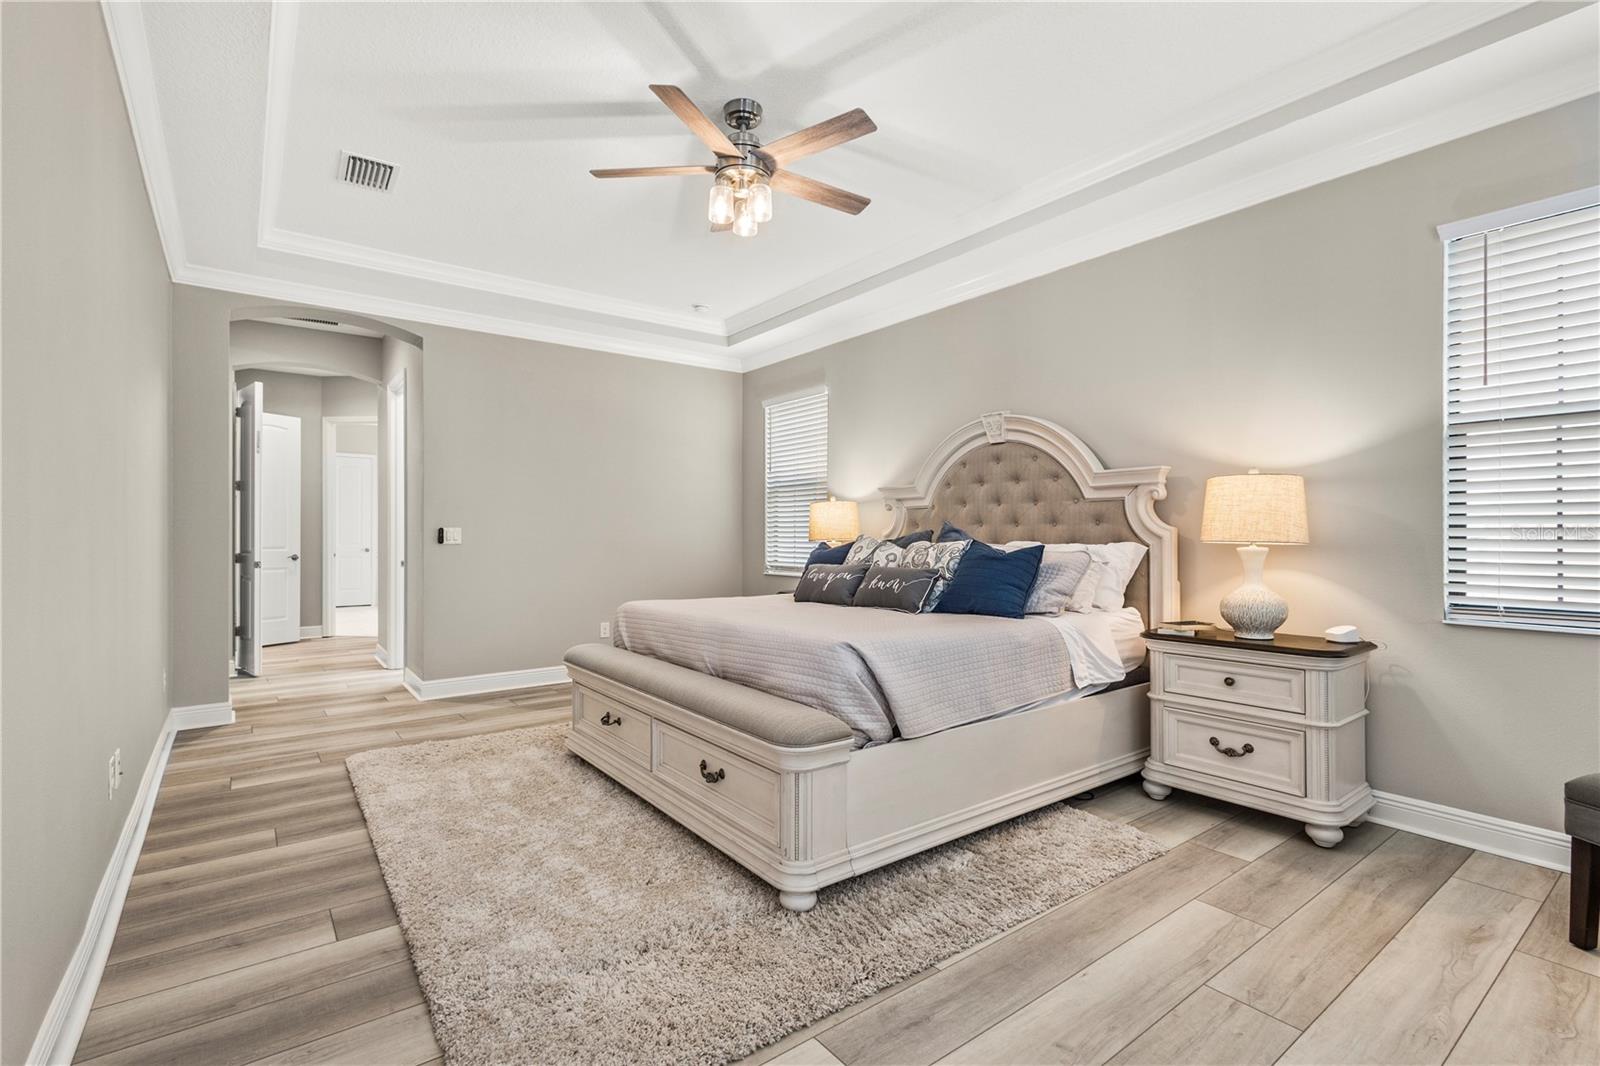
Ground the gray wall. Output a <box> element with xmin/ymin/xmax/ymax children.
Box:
<box><xmin>171</xmin><ymin>293</ymin><xmax>743</xmax><ymax>706</ymax></box>
<box><xmin>1</xmin><ymin>5</ymin><xmax>174</xmax><ymax>1062</ymax></box>
<box><xmin>338</xmin><ymin>422</ymin><xmax>378</xmax><ymax>455</ymax></box>
<box><xmin>742</xmin><ymin>97</ymin><xmax>1600</xmax><ymax>833</ymax></box>
<box><xmin>231</xmin><ymin>319</ymin><xmax>381</xmax><ymax>383</ymax></box>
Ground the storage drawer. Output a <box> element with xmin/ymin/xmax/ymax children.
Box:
<box><xmin>1162</xmin><ymin>704</ymin><xmax>1306</xmax><ymax>797</ymax></box>
<box><xmin>1163</xmin><ymin>653</ymin><xmax>1305</xmax><ymax>715</ymax></box>
<box><xmin>654</xmin><ymin>723</ymin><xmax>780</xmax><ymax>846</ymax></box>
<box><xmin>571</xmin><ymin>687</ymin><xmax>652</xmax><ymax>768</ymax></box>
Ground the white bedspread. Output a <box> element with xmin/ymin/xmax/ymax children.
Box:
<box><xmin>613</xmin><ymin>596</ymin><xmax>1143</xmax><ymax>746</ymax></box>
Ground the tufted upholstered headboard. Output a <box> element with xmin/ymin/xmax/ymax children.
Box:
<box><xmin>881</xmin><ymin>412</ymin><xmax>1178</xmax><ymax>626</ymax></box>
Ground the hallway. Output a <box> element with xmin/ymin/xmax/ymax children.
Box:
<box><xmin>74</xmin><ymin>637</ymin><xmax>568</xmax><ymax>1064</ymax></box>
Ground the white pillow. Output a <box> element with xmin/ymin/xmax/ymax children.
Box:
<box><xmin>1007</xmin><ymin>541</ymin><xmax>1147</xmax><ymax>611</ymax></box>
<box><xmin>1067</xmin><ymin>559</ymin><xmax>1105</xmax><ymax>613</ymax></box>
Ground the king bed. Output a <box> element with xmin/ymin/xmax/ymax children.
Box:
<box><xmin>564</xmin><ymin>412</ymin><xmax>1179</xmax><ymax>911</ymax></box>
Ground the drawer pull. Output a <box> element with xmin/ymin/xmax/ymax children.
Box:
<box><xmin>1223</xmin><ymin>676</ymin><xmax>1237</xmax><ymax>687</ymax></box>
<box><xmin>600</xmin><ymin>711</ymin><xmax>623</xmax><ymax>727</ymax></box>
<box><xmin>699</xmin><ymin>759</ymin><xmax>726</xmax><ymax>784</ymax></box>
<box><xmin>1210</xmin><ymin>736</ymin><xmax>1254</xmax><ymax>758</ymax></box>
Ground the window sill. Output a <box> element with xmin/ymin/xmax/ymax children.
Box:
<box><xmin>1442</xmin><ymin>617</ymin><xmax>1598</xmax><ymax>638</ymax></box>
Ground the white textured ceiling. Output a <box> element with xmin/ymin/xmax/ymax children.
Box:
<box><xmin>114</xmin><ymin>1</ymin><xmax>1599</xmax><ymax>369</ymax></box>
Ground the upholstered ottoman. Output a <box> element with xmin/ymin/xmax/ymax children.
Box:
<box><xmin>1567</xmin><ymin>774</ymin><xmax>1600</xmax><ymax>949</ymax></box>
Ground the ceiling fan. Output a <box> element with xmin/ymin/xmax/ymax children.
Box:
<box><xmin>590</xmin><ymin>85</ymin><xmax>876</xmax><ymax>238</ymax></box>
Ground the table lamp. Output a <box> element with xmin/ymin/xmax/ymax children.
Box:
<box><xmin>1201</xmin><ymin>470</ymin><xmax>1308</xmax><ymax>639</ymax></box>
<box><xmin>808</xmin><ymin>497</ymin><xmax>860</xmax><ymax>547</ymax></box>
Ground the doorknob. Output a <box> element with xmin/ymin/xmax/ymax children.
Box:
<box><xmin>289</xmin><ymin>553</ymin><xmax>300</xmax><ymax>561</ymax></box>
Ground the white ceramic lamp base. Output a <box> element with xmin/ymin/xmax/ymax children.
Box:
<box><xmin>1219</xmin><ymin>544</ymin><xmax>1287</xmax><ymax>640</ymax></box>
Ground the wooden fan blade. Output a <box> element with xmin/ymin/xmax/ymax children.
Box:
<box><xmin>758</xmin><ymin>108</ymin><xmax>876</xmax><ymax>167</ymax></box>
<box><xmin>770</xmin><ymin>170</ymin><xmax>870</xmax><ymax>215</ymax></box>
<box><xmin>648</xmin><ymin>85</ymin><xmax>740</xmax><ymax>158</ymax></box>
<box><xmin>590</xmin><ymin>165</ymin><xmax>714</xmax><ymax>178</ymax></box>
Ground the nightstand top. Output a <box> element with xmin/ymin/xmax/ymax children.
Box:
<box><xmin>1141</xmin><ymin>628</ymin><xmax>1376</xmax><ymax>658</ymax></box>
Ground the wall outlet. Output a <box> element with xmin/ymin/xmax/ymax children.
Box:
<box><xmin>442</xmin><ymin>527</ymin><xmax>463</xmax><ymax>544</ymax></box>
<box><xmin>599</xmin><ymin>621</ymin><xmax>611</xmax><ymax>639</ymax></box>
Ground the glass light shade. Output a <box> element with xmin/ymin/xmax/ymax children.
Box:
<box><xmin>707</xmin><ymin>183</ymin><xmax>735</xmax><ymax>225</ymax></box>
<box><xmin>748</xmin><ymin>180</ymin><xmax>773</xmax><ymax>223</ymax></box>
<box><xmin>808</xmin><ymin>497</ymin><xmax>860</xmax><ymax>544</ymax></box>
<box><xmin>732</xmin><ymin>199</ymin><xmax>758</xmax><ymax>237</ymax></box>
<box><xmin>1201</xmin><ymin>471</ymin><xmax>1309</xmax><ymax>545</ymax></box>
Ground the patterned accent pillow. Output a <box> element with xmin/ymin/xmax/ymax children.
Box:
<box><xmin>869</xmin><ymin>542</ymin><xmax>906</xmax><ymax>568</ymax></box>
<box><xmin>843</xmin><ymin>535</ymin><xmax>881</xmax><ymax>567</ymax></box>
<box><xmin>901</xmin><ymin>539</ymin><xmax>971</xmax><ymax>611</ymax></box>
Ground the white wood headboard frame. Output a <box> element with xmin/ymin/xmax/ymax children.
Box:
<box><xmin>879</xmin><ymin>411</ymin><xmax>1179</xmax><ymax>625</ymax></box>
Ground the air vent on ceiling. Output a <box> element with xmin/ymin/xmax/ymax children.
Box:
<box><xmin>290</xmin><ymin>316</ymin><xmax>340</xmax><ymax>326</ymax></box>
<box><xmin>339</xmin><ymin>151</ymin><xmax>394</xmax><ymax>191</ymax></box>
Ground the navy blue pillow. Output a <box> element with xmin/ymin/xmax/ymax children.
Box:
<box><xmin>933</xmin><ymin>542</ymin><xmax>1044</xmax><ymax>619</ymax></box>
<box><xmin>892</xmin><ymin>529</ymin><xmax>934</xmax><ymax>548</ymax></box>
<box><xmin>937</xmin><ymin>521</ymin><xmax>975</xmax><ymax>543</ymax></box>
<box><xmin>806</xmin><ymin>541</ymin><xmax>853</xmax><ymax>566</ymax></box>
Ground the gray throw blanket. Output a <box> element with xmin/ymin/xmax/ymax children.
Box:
<box><xmin>614</xmin><ymin>595</ymin><xmax>1073</xmax><ymax>746</ymax></box>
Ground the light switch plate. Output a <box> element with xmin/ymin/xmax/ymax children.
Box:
<box><xmin>443</xmin><ymin>527</ymin><xmax>463</xmax><ymax>544</ymax></box>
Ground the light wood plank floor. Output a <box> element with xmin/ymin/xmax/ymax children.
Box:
<box><xmin>77</xmin><ymin>637</ymin><xmax>1596</xmax><ymax>1065</ymax></box>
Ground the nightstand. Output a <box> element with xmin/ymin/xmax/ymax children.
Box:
<box><xmin>1140</xmin><ymin>629</ymin><xmax>1377</xmax><ymax>847</ymax></box>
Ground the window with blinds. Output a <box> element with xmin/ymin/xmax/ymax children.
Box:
<box><xmin>1442</xmin><ymin>189</ymin><xmax>1599</xmax><ymax>634</ymax></box>
<box><xmin>764</xmin><ymin>390</ymin><xmax>829</xmax><ymax>576</ymax></box>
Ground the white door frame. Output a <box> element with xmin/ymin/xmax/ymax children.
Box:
<box><xmin>321</xmin><ymin>416</ymin><xmax>378</xmax><ymax>637</ymax></box>
<box><xmin>385</xmin><ymin>370</ymin><xmax>407</xmax><ymax>672</ymax></box>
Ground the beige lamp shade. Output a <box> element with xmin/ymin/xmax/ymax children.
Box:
<box><xmin>1201</xmin><ymin>471</ymin><xmax>1309</xmax><ymax>545</ymax></box>
<box><xmin>808</xmin><ymin>497</ymin><xmax>860</xmax><ymax>544</ymax></box>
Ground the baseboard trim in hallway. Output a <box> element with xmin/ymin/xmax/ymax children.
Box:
<box><xmin>404</xmin><ymin>664</ymin><xmax>569</xmax><ymax>701</ymax></box>
<box><xmin>26</xmin><ymin>707</ymin><xmax>195</xmax><ymax>1065</ymax></box>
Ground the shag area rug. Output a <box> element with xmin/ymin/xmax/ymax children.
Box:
<box><xmin>346</xmin><ymin>725</ymin><xmax>1165</xmax><ymax>1066</ymax></box>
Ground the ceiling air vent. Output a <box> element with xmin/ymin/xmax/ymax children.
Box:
<box><xmin>339</xmin><ymin>151</ymin><xmax>395</xmax><ymax>191</ymax></box>
<box><xmin>289</xmin><ymin>316</ymin><xmax>340</xmax><ymax>326</ymax></box>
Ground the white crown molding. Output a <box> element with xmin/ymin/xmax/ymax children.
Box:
<box><xmin>405</xmin><ymin>665</ymin><xmax>569</xmax><ymax>701</ymax></box>
<box><xmin>101</xmin><ymin>0</ymin><xmax>186</xmax><ymax>279</ymax></box>
<box><xmin>25</xmin><ymin>700</ymin><xmax>235</xmax><ymax>1065</ymax></box>
<box><xmin>1369</xmin><ymin>790</ymin><xmax>1571</xmax><ymax>872</ymax></box>
<box><xmin>107</xmin><ymin>0</ymin><xmax>1597</xmax><ymax>374</ymax></box>
<box><xmin>258</xmin><ymin>227</ymin><xmax>728</xmax><ymax>337</ymax></box>
<box><xmin>173</xmin><ymin>263</ymin><xmax>744</xmax><ymax>372</ymax></box>
<box><xmin>738</xmin><ymin>43</ymin><xmax>1599</xmax><ymax>372</ymax></box>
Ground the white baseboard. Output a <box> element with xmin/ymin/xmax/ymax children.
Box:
<box><xmin>1369</xmin><ymin>790</ymin><xmax>1570</xmax><ymax>872</ymax></box>
<box><xmin>405</xmin><ymin>665</ymin><xmax>569</xmax><ymax>701</ymax></box>
<box><xmin>26</xmin><ymin>705</ymin><xmax>195</xmax><ymax>1065</ymax></box>
<box><xmin>168</xmin><ymin>701</ymin><xmax>236</xmax><ymax>731</ymax></box>
<box><xmin>299</xmin><ymin>625</ymin><xmax>323</xmax><ymax>639</ymax></box>
<box><xmin>374</xmin><ymin>643</ymin><xmax>392</xmax><ymax>669</ymax></box>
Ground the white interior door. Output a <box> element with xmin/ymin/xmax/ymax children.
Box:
<box><xmin>388</xmin><ymin>374</ymin><xmax>406</xmax><ymax>671</ymax></box>
<box><xmin>259</xmin><ymin>412</ymin><xmax>301</xmax><ymax>646</ymax></box>
<box><xmin>334</xmin><ymin>453</ymin><xmax>376</xmax><ymax>607</ymax></box>
<box><xmin>234</xmin><ymin>383</ymin><xmax>263</xmax><ymax>676</ymax></box>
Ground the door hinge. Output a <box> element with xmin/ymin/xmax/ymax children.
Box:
<box><xmin>233</xmin><ymin>624</ymin><xmax>243</xmax><ymax>637</ymax></box>
<box><xmin>235</xmin><ymin>405</ymin><xmax>243</xmax><ymax>417</ymax></box>
<box><xmin>233</xmin><ymin>551</ymin><xmax>245</xmax><ymax>564</ymax></box>
<box><xmin>234</xmin><ymin>480</ymin><xmax>242</xmax><ymax>491</ymax></box>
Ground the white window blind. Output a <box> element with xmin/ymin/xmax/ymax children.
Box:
<box><xmin>764</xmin><ymin>390</ymin><xmax>829</xmax><ymax>576</ymax></box>
<box><xmin>1443</xmin><ymin>191</ymin><xmax>1600</xmax><ymax>634</ymax></box>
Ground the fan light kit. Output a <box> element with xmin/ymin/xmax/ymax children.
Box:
<box><xmin>592</xmin><ymin>86</ymin><xmax>876</xmax><ymax>239</ymax></box>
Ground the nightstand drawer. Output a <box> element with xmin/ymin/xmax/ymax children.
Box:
<box><xmin>1163</xmin><ymin>653</ymin><xmax>1305</xmax><ymax>714</ymax></box>
<box><xmin>1162</xmin><ymin>705</ymin><xmax>1306</xmax><ymax>797</ymax></box>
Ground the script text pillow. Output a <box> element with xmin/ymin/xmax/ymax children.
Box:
<box><xmin>853</xmin><ymin>567</ymin><xmax>939</xmax><ymax>613</ymax></box>
<box><xmin>793</xmin><ymin>564</ymin><xmax>868</xmax><ymax>606</ymax></box>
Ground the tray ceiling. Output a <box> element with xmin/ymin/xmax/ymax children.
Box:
<box><xmin>108</xmin><ymin>2</ymin><xmax>1598</xmax><ymax>371</ymax></box>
